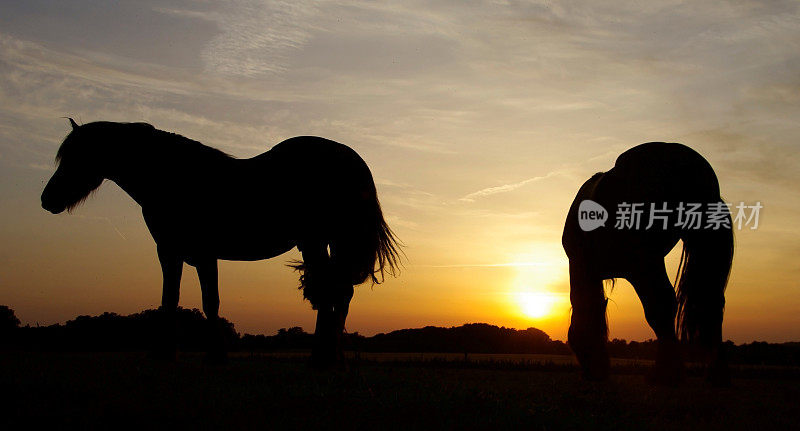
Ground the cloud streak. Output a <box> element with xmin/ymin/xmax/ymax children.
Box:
<box><xmin>460</xmin><ymin>171</ymin><xmax>563</xmax><ymax>202</ymax></box>
<box><xmin>415</xmin><ymin>262</ymin><xmax>554</xmax><ymax>268</ymax></box>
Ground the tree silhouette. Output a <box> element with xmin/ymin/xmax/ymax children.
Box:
<box><xmin>1</xmin><ymin>305</ymin><xmax>21</xmax><ymax>348</ymax></box>
<box><xmin>0</xmin><ymin>305</ymin><xmax>20</xmax><ymax>331</ymax></box>
<box><xmin>11</xmin><ymin>307</ymin><xmax>237</xmax><ymax>352</ymax></box>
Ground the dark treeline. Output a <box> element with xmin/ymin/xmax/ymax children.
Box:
<box><xmin>346</xmin><ymin>324</ymin><xmax>571</xmax><ymax>355</ymax></box>
<box><xmin>241</xmin><ymin>324</ymin><xmax>572</xmax><ymax>355</ymax></box>
<box><xmin>2</xmin><ymin>305</ymin><xmax>799</xmax><ymax>366</ymax></box>
<box><xmin>1</xmin><ymin>306</ymin><xmax>238</xmax><ymax>352</ymax></box>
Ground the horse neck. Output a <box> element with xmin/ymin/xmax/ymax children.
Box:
<box><xmin>103</xmin><ymin>130</ymin><xmax>230</xmax><ymax>209</ymax></box>
<box><xmin>107</xmin><ymin>169</ymin><xmax>150</xmax><ymax>208</ymax></box>
<box><xmin>102</xmin><ymin>130</ymin><xmax>169</xmax><ymax>208</ymax></box>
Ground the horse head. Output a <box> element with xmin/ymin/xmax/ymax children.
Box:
<box><xmin>568</xmin><ymin>296</ymin><xmax>610</xmax><ymax>380</ymax></box>
<box><xmin>41</xmin><ymin>119</ymin><xmax>105</xmax><ymax>214</ymax></box>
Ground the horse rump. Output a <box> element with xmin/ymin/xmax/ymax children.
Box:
<box><xmin>291</xmin><ymin>181</ymin><xmax>402</xmax><ymax>307</ymax></box>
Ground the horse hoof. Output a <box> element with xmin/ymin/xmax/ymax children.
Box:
<box><xmin>311</xmin><ymin>352</ymin><xmax>345</xmax><ymax>370</ymax></box>
<box><xmin>149</xmin><ymin>348</ymin><xmax>178</xmax><ymax>362</ymax></box>
<box><xmin>310</xmin><ymin>357</ymin><xmax>338</xmax><ymax>370</ymax></box>
<box><xmin>646</xmin><ymin>370</ymin><xmax>680</xmax><ymax>387</ymax></box>
<box><xmin>581</xmin><ymin>367</ymin><xmax>609</xmax><ymax>382</ymax></box>
<box><xmin>706</xmin><ymin>369</ymin><xmax>731</xmax><ymax>387</ymax></box>
<box><xmin>204</xmin><ymin>350</ymin><xmax>228</xmax><ymax>366</ymax></box>
<box><xmin>647</xmin><ymin>363</ymin><xmax>683</xmax><ymax>386</ymax></box>
<box><xmin>582</xmin><ymin>374</ymin><xmax>608</xmax><ymax>382</ymax></box>
<box><xmin>580</xmin><ymin>358</ymin><xmax>610</xmax><ymax>382</ymax></box>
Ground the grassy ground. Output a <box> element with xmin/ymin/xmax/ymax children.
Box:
<box><xmin>2</xmin><ymin>351</ymin><xmax>798</xmax><ymax>430</ymax></box>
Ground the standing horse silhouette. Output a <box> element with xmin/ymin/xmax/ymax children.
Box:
<box><xmin>41</xmin><ymin>119</ymin><xmax>401</xmax><ymax>365</ymax></box>
<box><xmin>563</xmin><ymin>142</ymin><xmax>733</xmax><ymax>385</ymax></box>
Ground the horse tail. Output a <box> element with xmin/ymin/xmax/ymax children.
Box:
<box><xmin>291</xmin><ymin>183</ymin><xmax>401</xmax><ymax>297</ymax></box>
<box><xmin>352</xmin><ymin>185</ymin><xmax>402</xmax><ymax>285</ymax></box>
<box><xmin>675</xmin><ymin>203</ymin><xmax>734</xmax><ymax>345</ymax></box>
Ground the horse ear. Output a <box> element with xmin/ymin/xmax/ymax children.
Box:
<box><xmin>66</xmin><ymin>117</ymin><xmax>79</xmax><ymax>130</ymax></box>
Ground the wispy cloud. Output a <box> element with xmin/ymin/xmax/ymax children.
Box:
<box><xmin>158</xmin><ymin>0</ymin><xmax>319</xmax><ymax>76</ymax></box>
<box><xmin>415</xmin><ymin>262</ymin><xmax>554</xmax><ymax>268</ymax></box>
<box><xmin>27</xmin><ymin>163</ymin><xmax>52</xmax><ymax>171</ymax></box>
<box><xmin>460</xmin><ymin>171</ymin><xmax>563</xmax><ymax>202</ymax></box>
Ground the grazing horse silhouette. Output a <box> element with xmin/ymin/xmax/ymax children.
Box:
<box><xmin>563</xmin><ymin>142</ymin><xmax>733</xmax><ymax>385</ymax></box>
<box><xmin>41</xmin><ymin>119</ymin><xmax>401</xmax><ymax>364</ymax></box>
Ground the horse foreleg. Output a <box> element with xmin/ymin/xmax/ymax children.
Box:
<box><xmin>301</xmin><ymin>241</ymin><xmax>341</xmax><ymax>367</ymax></box>
<box><xmin>313</xmin><ymin>288</ymin><xmax>352</xmax><ymax>368</ymax></box>
<box><xmin>313</xmin><ymin>307</ymin><xmax>339</xmax><ymax>367</ymax></box>
<box><xmin>332</xmin><ymin>278</ymin><xmax>354</xmax><ymax>334</ymax></box>
<box><xmin>197</xmin><ymin>259</ymin><xmax>225</xmax><ymax>364</ymax></box>
<box><xmin>155</xmin><ymin>246</ymin><xmax>182</xmax><ymax>360</ymax></box>
<box><xmin>329</xmin><ymin>264</ymin><xmax>354</xmax><ymax>364</ymax></box>
<box><xmin>628</xmin><ymin>260</ymin><xmax>683</xmax><ymax>385</ymax></box>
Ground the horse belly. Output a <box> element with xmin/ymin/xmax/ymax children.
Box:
<box><xmin>207</xmin><ymin>222</ymin><xmax>296</xmax><ymax>261</ymax></box>
<box><xmin>160</xmin><ymin>213</ymin><xmax>297</xmax><ymax>261</ymax></box>
<box><xmin>216</xmin><ymin>244</ymin><xmax>295</xmax><ymax>261</ymax></box>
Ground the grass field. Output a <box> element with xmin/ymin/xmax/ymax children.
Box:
<box><xmin>2</xmin><ymin>351</ymin><xmax>798</xmax><ymax>430</ymax></box>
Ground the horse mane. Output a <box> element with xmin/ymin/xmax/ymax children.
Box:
<box><xmin>55</xmin><ymin>121</ymin><xmax>233</xmax><ymax>166</ymax></box>
<box><xmin>150</xmin><ymin>128</ymin><xmax>234</xmax><ymax>161</ymax></box>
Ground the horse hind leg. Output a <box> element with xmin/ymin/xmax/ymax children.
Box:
<box><xmin>299</xmin><ymin>241</ymin><xmax>340</xmax><ymax>367</ymax></box>
<box><xmin>326</xmin><ymin>242</ymin><xmax>355</xmax><ymax>369</ymax></box>
<box><xmin>328</xmin><ymin>241</ymin><xmax>355</xmax><ymax>333</ymax></box>
<box><xmin>627</xmin><ymin>259</ymin><xmax>683</xmax><ymax>385</ymax></box>
<box><xmin>196</xmin><ymin>258</ymin><xmax>226</xmax><ymax>364</ymax></box>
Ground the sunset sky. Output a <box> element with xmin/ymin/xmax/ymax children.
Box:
<box><xmin>1</xmin><ymin>1</ymin><xmax>799</xmax><ymax>343</ymax></box>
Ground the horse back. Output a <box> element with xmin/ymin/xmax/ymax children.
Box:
<box><xmin>563</xmin><ymin>142</ymin><xmax>722</xmax><ymax>274</ymax></box>
<box><xmin>610</xmin><ymin>142</ymin><xmax>720</xmax><ymax>201</ymax></box>
<box><xmin>143</xmin><ymin>136</ymin><xmax>377</xmax><ymax>260</ymax></box>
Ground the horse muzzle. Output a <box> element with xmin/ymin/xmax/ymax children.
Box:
<box><xmin>41</xmin><ymin>197</ymin><xmax>65</xmax><ymax>214</ymax></box>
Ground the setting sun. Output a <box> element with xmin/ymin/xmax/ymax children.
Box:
<box><xmin>517</xmin><ymin>292</ymin><xmax>559</xmax><ymax>319</ymax></box>
<box><xmin>507</xmin><ymin>243</ymin><xmax>569</xmax><ymax>321</ymax></box>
